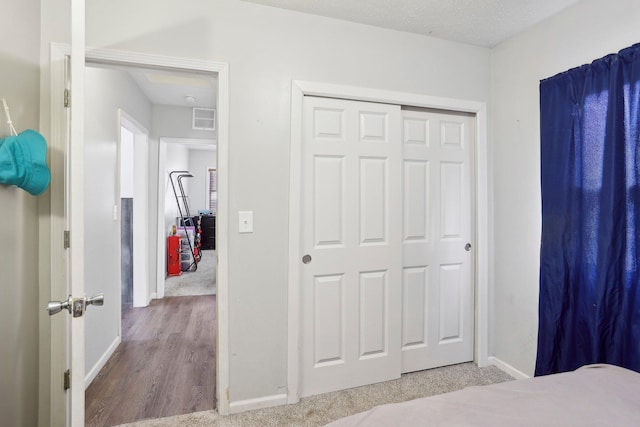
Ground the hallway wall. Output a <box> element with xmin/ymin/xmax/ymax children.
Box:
<box><xmin>84</xmin><ymin>65</ymin><xmax>152</xmax><ymax>383</ymax></box>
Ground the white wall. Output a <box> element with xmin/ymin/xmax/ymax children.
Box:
<box><xmin>188</xmin><ymin>148</ymin><xmax>216</xmax><ymax>212</ymax></box>
<box><xmin>84</xmin><ymin>66</ymin><xmax>152</xmax><ymax>380</ymax></box>
<box><xmin>85</xmin><ymin>0</ymin><xmax>491</xmax><ymax>404</ymax></box>
<box><xmin>120</xmin><ymin>126</ymin><xmax>135</xmax><ymax>198</ymax></box>
<box><xmin>490</xmin><ymin>0</ymin><xmax>640</xmax><ymax>376</ymax></box>
<box><xmin>164</xmin><ymin>143</ymin><xmax>190</xmax><ymax>235</ymax></box>
<box><xmin>0</xmin><ymin>1</ymin><xmax>40</xmax><ymax>425</ymax></box>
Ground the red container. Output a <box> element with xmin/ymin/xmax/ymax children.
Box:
<box><xmin>167</xmin><ymin>235</ymin><xmax>182</xmax><ymax>276</ymax></box>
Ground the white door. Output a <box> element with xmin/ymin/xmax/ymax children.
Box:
<box><xmin>46</xmin><ymin>60</ymin><xmax>87</xmax><ymax>426</ymax></box>
<box><xmin>400</xmin><ymin>108</ymin><xmax>475</xmax><ymax>373</ymax></box>
<box><xmin>300</xmin><ymin>96</ymin><xmax>403</xmax><ymax>397</ymax></box>
<box><xmin>46</xmin><ymin>3</ymin><xmax>89</xmax><ymax>425</ymax></box>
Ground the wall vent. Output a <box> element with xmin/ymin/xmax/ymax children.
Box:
<box><xmin>192</xmin><ymin>107</ymin><xmax>216</xmax><ymax>131</ymax></box>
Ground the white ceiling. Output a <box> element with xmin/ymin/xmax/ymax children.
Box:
<box><xmin>126</xmin><ymin>67</ymin><xmax>217</xmax><ymax>109</ymax></box>
<box><xmin>242</xmin><ymin>0</ymin><xmax>581</xmax><ymax>47</ymax></box>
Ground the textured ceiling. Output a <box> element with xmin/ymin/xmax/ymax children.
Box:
<box><xmin>242</xmin><ymin>0</ymin><xmax>581</xmax><ymax>47</ymax></box>
<box><xmin>99</xmin><ymin>1</ymin><xmax>582</xmax><ymax>109</ymax></box>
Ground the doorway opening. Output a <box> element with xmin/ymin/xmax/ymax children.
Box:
<box><xmin>44</xmin><ymin>44</ymin><xmax>230</xmax><ymax>425</ymax></box>
<box><xmin>82</xmin><ymin>60</ymin><xmax>219</xmax><ymax>425</ymax></box>
<box><xmin>159</xmin><ymin>137</ymin><xmax>217</xmax><ymax>298</ymax></box>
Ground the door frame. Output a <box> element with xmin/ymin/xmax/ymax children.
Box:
<box><xmin>43</xmin><ymin>44</ymin><xmax>232</xmax><ymax>421</ymax></box>
<box><xmin>287</xmin><ymin>80</ymin><xmax>490</xmax><ymax>404</ymax></box>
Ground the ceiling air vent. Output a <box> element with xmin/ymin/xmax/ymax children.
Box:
<box><xmin>192</xmin><ymin>107</ymin><xmax>215</xmax><ymax>131</ymax></box>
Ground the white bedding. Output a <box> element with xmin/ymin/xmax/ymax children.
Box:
<box><xmin>325</xmin><ymin>364</ymin><xmax>640</xmax><ymax>426</ymax></box>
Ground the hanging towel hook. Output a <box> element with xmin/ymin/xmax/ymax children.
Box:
<box><xmin>1</xmin><ymin>98</ymin><xmax>18</xmax><ymax>136</ymax></box>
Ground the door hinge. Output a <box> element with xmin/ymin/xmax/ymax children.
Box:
<box><xmin>63</xmin><ymin>369</ymin><xmax>70</xmax><ymax>391</ymax></box>
<box><xmin>64</xmin><ymin>230</ymin><xmax>70</xmax><ymax>249</ymax></box>
<box><xmin>64</xmin><ymin>89</ymin><xmax>70</xmax><ymax>108</ymax></box>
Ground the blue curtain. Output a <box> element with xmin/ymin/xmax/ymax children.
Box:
<box><xmin>536</xmin><ymin>43</ymin><xmax>640</xmax><ymax>376</ymax></box>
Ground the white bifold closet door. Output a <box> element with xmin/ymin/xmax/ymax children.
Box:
<box><xmin>300</xmin><ymin>96</ymin><xmax>403</xmax><ymax>397</ymax></box>
<box><xmin>299</xmin><ymin>97</ymin><xmax>474</xmax><ymax>397</ymax></box>
<box><xmin>400</xmin><ymin>108</ymin><xmax>474</xmax><ymax>373</ymax></box>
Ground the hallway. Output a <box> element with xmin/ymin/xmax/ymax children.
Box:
<box><xmin>85</xmin><ymin>295</ymin><xmax>216</xmax><ymax>426</ymax></box>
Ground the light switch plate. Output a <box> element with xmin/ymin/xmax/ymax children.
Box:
<box><xmin>239</xmin><ymin>211</ymin><xmax>253</xmax><ymax>233</ymax></box>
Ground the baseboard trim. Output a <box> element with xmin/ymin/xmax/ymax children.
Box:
<box><xmin>229</xmin><ymin>393</ymin><xmax>288</xmax><ymax>414</ymax></box>
<box><xmin>489</xmin><ymin>356</ymin><xmax>531</xmax><ymax>379</ymax></box>
<box><xmin>85</xmin><ymin>336</ymin><xmax>121</xmax><ymax>389</ymax></box>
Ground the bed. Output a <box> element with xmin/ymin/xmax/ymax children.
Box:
<box><xmin>325</xmin><ymin>364</ymin><xmax>640</xmax><ymax>426</ymax></box>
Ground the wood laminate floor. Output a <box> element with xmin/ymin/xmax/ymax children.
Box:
<box><xmin>85</xmin><ymin>295</ymin><xmax>216</xmax><ymax>427</ymax></box>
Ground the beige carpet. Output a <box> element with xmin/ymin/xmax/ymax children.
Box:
<box><xmin>164</xmin><ymin>249</ymin><xmax>216</xmax><ymax>296</ymax></box>
<box><xmin>115</xmin><ymin>362</ymin><xmax>513</xmax><ymax>427</ymax></box>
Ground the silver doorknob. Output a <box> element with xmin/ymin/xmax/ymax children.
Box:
<box><xmin>47</xmin><ymin>294</ymin><xmax>105</xmax><ymax>317</ymax></box>
<box><xmin>47</xmin><ymin>296</ymin><xmax>71</xmax><ymax>316</ymax></box>
<box><xmin>86</xmin><ymin>293</ymin><xmax>104</xmax><ymax>307</ymax></box>
<box><xmin>465</xmin><ymin>243</ymin><xmax>472</xmax><ymax>251</ymax></box>
<box><xmin>302</xmin><ymin>254</ymin><xmax>312</xmax><ymax>264</ymax></box>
